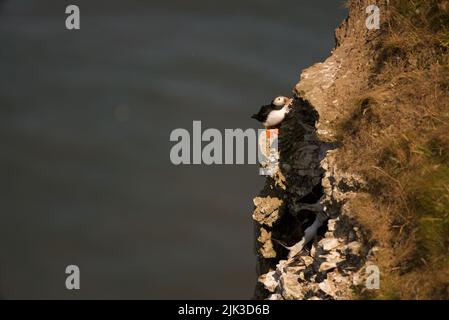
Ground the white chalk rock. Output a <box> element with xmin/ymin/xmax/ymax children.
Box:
<box><xmin>301</xmin><ymin>255</ymin><xmax>314</xmax><ymax>267</ymax></box>
<box><xmin>319</xmin><ymin>238</ymin><xmax>341</xmax><ymax>251</ymax></box>
<box><xmin>319</xmin><ymin>261</ymin><xmax>337</xmax><ymax>272</ymax></box>
<box><xmin>258</xmin><ymin>271</ymin><xmax>278</xmax><ymax>293</ymax></box>
<box><xmin>346</xmin><ymin>241</ymin><xmax>362</xmax><ymax>255</ymax></box>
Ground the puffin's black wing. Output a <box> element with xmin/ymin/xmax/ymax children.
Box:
<box><xmin>251</xmin><ymin>104</ymin><xmax>272</xmax><ymax>122</ymax></box>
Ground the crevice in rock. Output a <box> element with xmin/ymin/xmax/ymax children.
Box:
<box><xmin>253</xmin><ymin>96</ymin><xmax>371</xmax><ymax>299</ymax></box>
<box><xmin>297</xmin><ymin>183</ymin><xmax>324</xmax><ymax>204</ymax></box>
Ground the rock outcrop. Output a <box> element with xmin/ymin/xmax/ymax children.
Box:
<box><xmin>253</xmin><ymin>0</ymin><xmax>387</xmax><ymax>300</ymax></box>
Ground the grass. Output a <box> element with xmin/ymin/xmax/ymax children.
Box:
<box><xmin>336</xmin><ymin>0</ymin><xmax>449</xmax><ymax>299</ymax></box>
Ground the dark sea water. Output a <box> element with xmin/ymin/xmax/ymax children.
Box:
<box><xmin>0</xmin><ymin>0</ymin><xmax>347</xmax><ymax>299</ymax></box>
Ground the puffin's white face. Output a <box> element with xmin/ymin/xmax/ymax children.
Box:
<box><xmin>272</xmin><ymin>96</ymin><xmax>289</xmax><ymax>107</ymax></box>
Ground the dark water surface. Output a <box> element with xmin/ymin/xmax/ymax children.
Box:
<box><xmin>0</xmin><ymin>0</ymin><xmax>347</xmax><ymax>298</ymax></box>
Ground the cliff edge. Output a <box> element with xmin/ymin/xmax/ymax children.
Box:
<box><xmin>253</xmin><ymin>0</ymin><xmax>449</xmax><ymax>299</ymax></box>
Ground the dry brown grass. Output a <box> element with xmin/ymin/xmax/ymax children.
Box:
<box><xmin>336</xmin><ymin>0</ymin><xmax>449</xmax><ymax>299</ymax></box>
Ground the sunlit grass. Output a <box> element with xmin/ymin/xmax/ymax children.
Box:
<box><xmin>335</xmin><ymin>0</ymin><xmax>449</xmax><ymax>299</ymax></box>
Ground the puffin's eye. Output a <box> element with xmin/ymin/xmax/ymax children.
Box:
<box><xmin>272</xmin><ymin>97</ymin><xmax>284</xmax><ymax>106</ymax></box>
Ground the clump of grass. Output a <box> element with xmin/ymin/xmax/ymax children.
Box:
<box><xmin>411</xmin><ymin>165</ymin><xmax>449</xmax><ymax>258</ymax></box>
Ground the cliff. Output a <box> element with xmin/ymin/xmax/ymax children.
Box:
<box><xmin>253</xmin><ymin>0</ymin><xmax>449</xmax><ymax>300</ymax></box>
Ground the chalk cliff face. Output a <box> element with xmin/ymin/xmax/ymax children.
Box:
<box><xmin>253</xmin><ymin>0</ymin><xmax>386</xmax><ymax>300</ymax></box>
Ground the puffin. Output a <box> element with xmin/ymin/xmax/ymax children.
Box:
<box><xmin>251</xmin><ymin>96</ymin><xmax>293</xmax><ymax>128</ymax></box>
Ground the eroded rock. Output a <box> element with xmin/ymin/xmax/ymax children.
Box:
<box><xmin>252</xmin><ymin>196</ymin><xmax>283</xmax><ymax>227</ymax></box>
